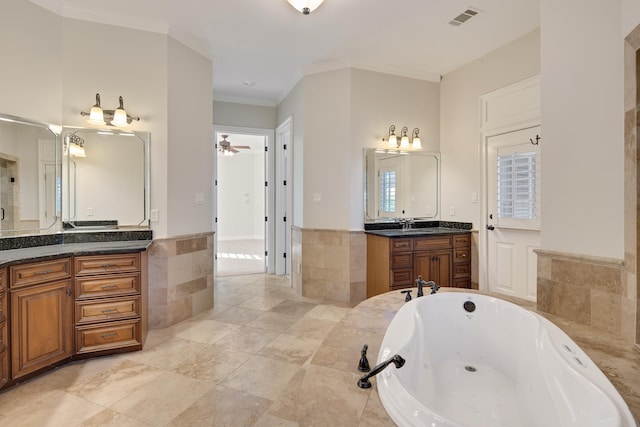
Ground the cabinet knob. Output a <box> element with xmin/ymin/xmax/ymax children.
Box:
<box><xmin>66</xmin><ymin>289</ymin><xmax>72</xmax><ymax>297</ymax></box>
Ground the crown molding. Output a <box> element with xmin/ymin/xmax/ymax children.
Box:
<box><xmin>301</xmin><ymin>59</ymin><xmax>441</xmax><ymax>83</ymax></box>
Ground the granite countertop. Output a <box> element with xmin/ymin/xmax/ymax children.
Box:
<box><xmin>364</xmin><ymin>227</ymin><xmax>471</xmax><ymax>237</ymax></box>
<box><xmin>0</xmin><ymin>240</ymin><xmax>152</xmax><ymax>267</ymax></box>
<box><xmin>300</xmin><ymin>288</ymin><xmax>640</xmax><ymax>425</ymax></box>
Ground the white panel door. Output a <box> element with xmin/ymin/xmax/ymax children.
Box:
<box><xmin>487</xmin><ymin>126</ymin><xmax>540</xmax><ymax>301</ymax></box>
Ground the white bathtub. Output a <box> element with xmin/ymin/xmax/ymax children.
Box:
<box><xmin>377</xmin><ymin>292</ymin><xmax>637</xmax><ymax>427</ymax></box>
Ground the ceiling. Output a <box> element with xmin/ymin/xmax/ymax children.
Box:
<box><xmin>30</xmin><ymin>0</ymin><xmax>539</xmax><ymax>106</ymax></box>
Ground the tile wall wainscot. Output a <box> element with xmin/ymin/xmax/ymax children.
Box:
<box><xmin>148</xmin><ymin>232</ymin><xmax>214</xmax><ymax>328</ymax></box>
<box><xmin>536</xmin><ymin>249</ymin><xmax>636</xmax><ymax>342</ymax></box>
<box><xmin>625</xmin><ymin>22</ymin><xmax>640</xmax><ymax>348</ymax></box>
<box><xmin>291</xmin><ymin>226</ymin><xmax>366</xmax><ymax>304</ymax></box>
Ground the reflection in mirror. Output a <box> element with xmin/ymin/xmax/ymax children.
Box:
<box><xmin>364</xmin><ymin>148</ymin><xmax>439</xmax><ymax>222</ymax></box>
<box><xmin>63</xmin><ymin>129</ymin><xmax>149</xmax><ymax>229</ymax></box>
<box><xmin>0</xmin><ymin>114</ymin><xmax>60</xmax><ymax>236</ymax></box>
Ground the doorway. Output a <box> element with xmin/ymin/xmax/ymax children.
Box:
<box><xmin>215</xmin><ymin>131</ymin><xmax>266</xmax><ymax>276</ymax></box>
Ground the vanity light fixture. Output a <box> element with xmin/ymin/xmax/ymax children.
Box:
<box><xmin>286</xmin><ymin>0</ymin><xmax>325</xmax><ymax>15</ymax></box>
<box><xmin>80</xmin><ymin>93</ymin><xmax>140</xmax><ymax>127</ymax></box>
<box><xmin>383</xmin><ymin>125</ymin><xmax>423</xmax><ymax>149</ymax></box>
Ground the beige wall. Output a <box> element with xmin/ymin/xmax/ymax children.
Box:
<box><xmin>0</xmin><ymin>1</ymin><xmax>62</xmax><ymax>124</ymax></box>
<box><xmin>213</xmin><ymin>101</ymin><xmax>277</xmax><ymax>130</ymax></box>
<box><xmin>540</xmin><ymin>0</ymin><xmax>624</xmax><ymax>260</ymax></box>
<box><xmin>440</xmin><ymin>29</ymin><xmax>540</xmax><ymax>230</ymax></box>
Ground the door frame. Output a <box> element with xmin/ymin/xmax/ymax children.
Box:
<box><xmin>213</xmin><ymin>125</ymin><xmax>275</xmax><ymax>274</ymax></box>
<box><xmin>275</xmin><ymin>117</ymin><xmax>293</xmax><ymax>276</ymax></box>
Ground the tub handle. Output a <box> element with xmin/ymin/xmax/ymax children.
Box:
<box><xmin>400</xmin><ymin>289</ymin><xmax>412</xmax><ymax>302</ymax></box>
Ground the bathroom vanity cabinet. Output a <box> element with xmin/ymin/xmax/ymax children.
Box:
<box><xmin>74</xmin><ymin>253</ymin><xmax>146</xmax><ymax>355</ymax></box>
<box><xmin>0</xmin><ymin>246</ymin><xmax>148</xmax><ymax>391</ymax></box>
<box><xmin>0</xmin><ymin>269</ymin><xmax>8</xmax><ymax>388</ymax></box>
<box><xmin>366</xmin><ymin>231</ymin><xmax>471</xmax><ymax>298</ymax></box>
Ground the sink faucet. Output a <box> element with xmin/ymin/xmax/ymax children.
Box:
<box><xmin>416</xmin><ymin>275</ymin><xmax>439</xmax><ymax>296</ymax></box>
<box><xmin>399</xmin><ymin>217</ymin><xmax>414</xmax><ymax>231</ymax></box>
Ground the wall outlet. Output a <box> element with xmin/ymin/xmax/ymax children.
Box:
<box><xmin>472</xmin><ymin>192</ymin><xmax>478</xmax><ymax>203</ymax></box>
<box><xmin>150</xmin><ymin>209</ymin><xmax>159</xmax><ymax>222</ymax></box>
<box><xmin>449</xmin><ymin>206</ymin><xmax>456</xmax><ymax>216</ymax></box>
<box><xmin>313</xmin><ymin>193</ymin><xmax>322</xmax><ymax>203</ymax></box>
<box><xmin>195</xmin><ymin>193</ymin><xmax>205</xmax><ymax>205</ymax></box>
<box><xmin>86</xmin><ymin>207</ymin><xmax>94</xmax><ymax>216</ymax></box>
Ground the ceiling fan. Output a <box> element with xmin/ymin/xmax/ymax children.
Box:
<box><xmin>218</xmin><ymin>134</ymin><xmax>250</xmax><ymax>156</ymax></box>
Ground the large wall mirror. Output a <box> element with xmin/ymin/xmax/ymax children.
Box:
<box><xmin>0</xmin><ymin>114</ymin><xmax>61</xmax><ymax>236</ymax></box>
<box><xmin>364</xmin><ymin>148</ymin><xmax>440</xmax><ymax>222</ymax></box>
<box><xmin>63</xmin><ymin>128</ymin><xmax>149</xmax><ymax>229</ymax></box>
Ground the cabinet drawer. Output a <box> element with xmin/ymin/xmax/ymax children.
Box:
<box><xmin>390</xmin><ymin>269</ymin><xmax>414</xmax><ymax>288</ymax></box>
<box><xmin>76</xmin><ymin>296</ymin><xmax>140</xmax><ymax>324</ymax></box>
<box><xmin>391</xmin><ymin>253</ymin><xmax>412</xmax><ymax>269</ymax></box>
<box><xmin>414</xmin><ymin>236</ymin><xmax>452</xmax><ymax>251</ymax></box>
<box><xmin>75</xmin><ymin>254</ymin><xmax>140</xmax><ymax>276</ymax></box>
<box><xmin>76</xmin><ymin>273</ymin><xmax>140</xmax><ymax>300</ymax></box>
<box><xmin>453</xmin><ymin>248</ymin><xmax>471</xmax><ymax>263</ymax></box>
<box><xmin>453</xmin><ymin>263</ymin><xmax>471</xmax><ymax>278</ymax></box>
<box><xmin>453</xmin><ymin>234</ymin><xmax>471</xmax><ymax>248</ymax></box>
<box><xmin>10</xmin><ymin>259</ymin><xmax>71</xmax><ymax>288</ymax></box>
<box><xmin>390</xmin><ymin>238</ymin><xmax>412</xmax><ymax>252</ymax></box>
<box><xmin>76</xmin><ymin>319</ymin><xmax>141</xmax><ymax>354</ymax></box>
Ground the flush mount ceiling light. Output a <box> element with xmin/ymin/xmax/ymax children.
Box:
<box><xmin>382</xmin><ymin>125</ymin><xmax>422</xmax><ymax>150</ymax></box>
<box><xmin>80</xmin><ymin>93</ymin><xmax>140</xmax><ymax>127</ymax></box>
<box><xmin>286</xmin><ymin>0</ymin><xmax>325</xmax><ymax>15</ymax></box>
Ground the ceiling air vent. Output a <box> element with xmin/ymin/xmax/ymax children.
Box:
<box><xmin>449</xmin><ymin>8</ymin><xmax>481</xmax><ymax>27</ymax></box>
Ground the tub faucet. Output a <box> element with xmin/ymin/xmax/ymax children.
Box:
<box><xmin>416</xmin><ymin>276</ymin><xmax>439</xmax><ymax>296</ymax></box>
<box><xmin>357</xmin><ymin>354</ymin><xmax>406</xmax><ymax>389</ymax></box>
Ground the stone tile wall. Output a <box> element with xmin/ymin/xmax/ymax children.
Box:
<box><xmin>291</xmin><ymin>227</ymin><xmax>366</xmax><ymax>305</ymax></box>
<box><xmin>537</xmin><ymin>250</ymin><xmax>635</xmax><ymax>341</ymax></box>
<box><xmin>147</xmin><ymin>232</ymin><xmax>214</xmax><ymax>328</ymax></box>
<box><xmin>625</xmin><ymin>25</ymin><xmax>640</xmax><ymax>345</ymax></box>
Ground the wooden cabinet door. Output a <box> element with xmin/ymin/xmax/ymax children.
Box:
<box><xmin>414</xmin><ymin>250</ymin><xmax>452</xmax><ymax>288</ymax></box>
<box><xmin>11</xmin><ymin>280</ymin><xmax>73</xmax><ymax>379</ymax></box>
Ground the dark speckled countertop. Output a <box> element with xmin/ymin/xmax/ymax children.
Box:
<box><xmin>365</xmin><ymin>227</ymin><xmax>471</xmax><ymax>237</ymax></box>
<box><xmin>0</xmin><ymin>240</ymin><xmax>152</xmax><ymax>267</ymax></box>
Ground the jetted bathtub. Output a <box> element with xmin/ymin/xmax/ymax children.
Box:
<box><xmin>376</xmin><ymin>292</ymin><xmax>637</xmax><ymax>427</ymax></box>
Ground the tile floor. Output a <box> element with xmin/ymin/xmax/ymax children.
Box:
<box><xmin>0</xmin><ymin>274</ymin><xmax>359</xmax><ymax>426</ymax></box>
<box><xmin>216</xmin><ymin>239</ymin><xmax>266</xmax><ymax>277</ymax></box>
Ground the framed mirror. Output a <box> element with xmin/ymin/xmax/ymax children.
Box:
<box><xmin>0</xmin><ymin>114</ymin><xmax>61</xmax><ymax>236</ymax></box>
<box><xmin>63</xmin><ymin>128</ymin><xmax>149</xmax><ymax>229</ymax></box>
<box><xmin>364</xmin><ymin>148</ymin><xmax>440</xmax><ymax>222</ymax></box>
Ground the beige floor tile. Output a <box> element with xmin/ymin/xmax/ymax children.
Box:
<box><xmin>245</xmin><ymin>311</ymin><xmax>300</xmax><ymax>332</ymax></box>
<box><xmin>297</xmin><ymin>365</ymin><xmax>369</xmax><ymax>427</ymax></box>
<box><xmin>240</xmin><ymin>295</ymin><xmax>287</xmax><ymax>311</ymax></box>
<box><xmin>172</xmin><ymin>344</ymin><xmax>253</xmax><ymax>383</ymax></box>
<box><xmin>80</xmin><ymin>409</ymin><xmax>153</xmax><ymax>427</ymax></box>
<box><xmin>0</xmin><ymin>390</ymin><xmax>105</xmax><ymax>426</ymax></box>
<box><xmin>173</xmin><ymin>319</ymin><xmax>240</xmax><ymax>344</ymax></box>
<box><xmin>212</xmin><ymin>305</ymin><xmax>264</xmax><ymax>325</ymax></box>
<box><xmin>214</xmin><ymin>326</ymin><xmax>280</xmax><ymax>353</ymax></box>
<box><xmin>220</xmin><ymin>355</ymin><xmax>302</xmax><ymax>400</ymax></box>
<box><xmin>267</xmin><ymin>368</ymin><xmax>307</xmax><ymax>422</ymax></box>
<box><xmin>258</xmin><ymin>333</ymin><xmax>322</xmax><ymax>365</ymax></box>
<box><xmin>110</xmin><ymin>371</ymin><xmax>212</xmax><ymax>425</ymax></box>
<box><xmin>167</xmin><ymin>385</ymin><xmax>271</xmax><ymax>427</ymax></box>
<box><xmin>255</xmin><ymin>414</ymin><xmax>300</xmax><ymax>427</ymax></box>
<box><xmin>192</xmin><ymin>302</ymin><xmax>233</xmax><ymax>319</ymax></box>
<box><xmin>304</xmin><ymin>304</ymin><xmax>353</xmax><ymax>322</ymax></box>
<box><xmin>286</xmin><ymin>316</ymin><xmax>339</xmax><ymax>341</ymax></box>
<box><xmin>269</xmin><ymin>300</ymin><xmax>316</xmax><ymax>317</ymax></box>
<box><xmin>66</xmin><ymin>359</ymin><xmax>164</xmax><ymax>407</ymax></box>
<box><xmin>215</xmin><ymin>292</ymin><xmax>256</xmax><ymax>306</ymax></box>
<box><xmin>124</xmin><ymin>336</ymin><xmax>214</xmax><ymax>370</ymax></box>
<box><xmin>358</xmin><ymin>388</ymin><xmax>397</xmax><ymax>427</ymax></box>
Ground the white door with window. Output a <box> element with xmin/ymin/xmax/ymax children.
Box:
<box><xmin>486</xmin><ymin>126</ymin><xmax>540</xmax><ymax>301</ymax></box>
